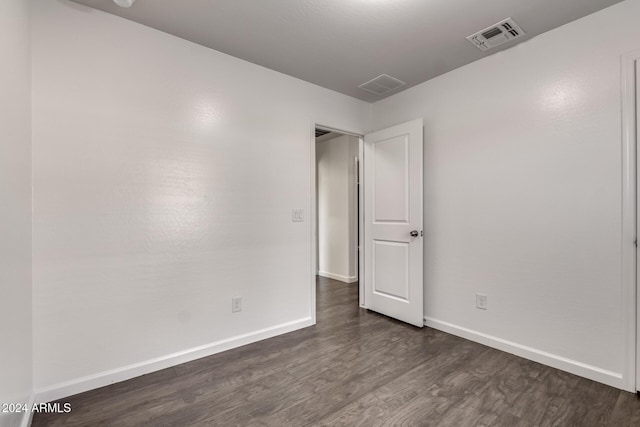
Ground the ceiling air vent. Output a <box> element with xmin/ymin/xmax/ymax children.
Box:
<box><xmin>315</xmin><ymin>128</ymin><xmax>331</xmax><ymax>138</ymax></box>
<box><xmin>358</xmin><ymin>74</ymin><xmax>406</xmax><ymax>95</ymax></box>
<box><xmin>467</xmin><ymin>18</ymin><xmax>525</xmax><ymax>51</ymax></box>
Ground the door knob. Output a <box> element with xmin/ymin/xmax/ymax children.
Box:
<box><xmin>410</xmin><ymin>230</ymin><xmax>419</xmax><ymax>237</ymax></box>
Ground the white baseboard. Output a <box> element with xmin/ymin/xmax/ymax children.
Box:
<box><xmin>318</xmin><ymin>271</ymin><xmax>358</xmax><ymax>283</ymax></box>
<box><xmin>424</xmin><ymin>316</ymin><xmax>625</xmax><ymax>390</ymax></box>
<box><xmin>35</xmin><ymin>317</ymin><xmax>314</xmax><ymax>404</ymax></box>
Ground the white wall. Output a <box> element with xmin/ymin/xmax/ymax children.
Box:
<box><xmin>0</xmin><ymin>0</ymin><xmax>33</xmax><ymax>425</ymax></box>
<box><xmin>31</xmin><ymin>0</ymin><xmax>370</xmax><ymax>399</ymax></box>
<box><xmin>316</xmin><ymin>135</ymin><xmax>359</xmax><ymax>282</ymax></box>
<box><xmin>371</xmin><ymin>0</ymin><xmax>640</xmax><ymax>390</ymax></box>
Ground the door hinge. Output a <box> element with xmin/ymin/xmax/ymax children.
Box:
<box><xmin>635</xmin><ymin>239</ymin><xmax>637</xmax><ymax>248</ymax></box>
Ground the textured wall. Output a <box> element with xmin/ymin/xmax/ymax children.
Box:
<box><xmin>317</xmin><ymin>135</ymin><xmax>359</xmax><ymax>282</ymax></box>
<box><xmin>0</xmin><ymin>0</ymin><xmax>32</xmax><ymax>425</ymax></box>
<box><xmin>372</xmin><ymin>0</ymin><xmax>640</xmax><ymax>390</ymax></box>
<box><xmin>32</xmin><ymin>0</ymin><xmax>369</xmax><ymax>396</ymax></box>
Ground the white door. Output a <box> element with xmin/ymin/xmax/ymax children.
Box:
<box><xmin>364</xmin><ymin>119</ymin><xmax>423</xmax><ymax>327</ymax></box>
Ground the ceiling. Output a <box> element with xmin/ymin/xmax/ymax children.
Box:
<box><xmin>71</xmin><ymin>0</ymin><xmax>623</xmax><ymax>103</ymax></box>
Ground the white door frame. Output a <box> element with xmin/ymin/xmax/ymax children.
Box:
<box><xmin>622</xmin><ymin>50</ymin><xmax>640</xmax><ymax>393</ymax></box>
<box><xmin>310</xmin><ymin>122</ymin><xmax>365</xmax><ymax>325</ymax></box>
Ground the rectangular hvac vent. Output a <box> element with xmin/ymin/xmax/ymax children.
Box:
<box><xmin>467</xmin><ymin>18</ymin><xmax>525</xmax><ymax>51</ymax></box>
<box><xmin>358</xmin><ymin>74</ymin><xmax>406</xmax><ymax>95</ymax></box>
<box><xmin>315</xmin><ymin>128</ymin><xmax>331</xmax><ymax>138</ymax></box>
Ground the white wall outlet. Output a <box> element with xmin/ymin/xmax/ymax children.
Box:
<box><xmin>232</xmin><ymin>297</ymin><xmax>242</xmax><ymax>313</ymax></box>
<box><xmin>292</xmin><ymin>208</ymin><xmax>304</xmax><ymax>222</ymax></box>
<box><xmin>476</xmin><ymin>293</ymin><xmax>488</xmax><ymax>310</ymax></box>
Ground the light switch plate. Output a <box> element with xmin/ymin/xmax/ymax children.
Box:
<box><xmin>232</xmin><ymin>297</ymin><xmax>242</xmax><ymax>313</ymax></box>
<box><xmin>292</xmin><ymin>208</ymin><xmax>304</xmax><ymax>222</ymax></box>
<box><xmin>476</xmin><ymin>293</ymin><xmax>488</xmax><ymax>310</ymax></box>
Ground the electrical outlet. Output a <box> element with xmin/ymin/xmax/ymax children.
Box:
<box><xmin>232</xmin><ymin>297</ymin><xmax>242</xmax><ymax>313</ymax></box>
<box><xmin>292</xmin><ymin>208</ymin><xmax>304</xmax><ymax>222</ymax></box>
<box><xmin>476</xmin><ymin>293</ymin><xmax>488</xmax><ymax>310</ymax></box>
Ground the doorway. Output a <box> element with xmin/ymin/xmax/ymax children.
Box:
<box><xmin>314</xmin><ymin>127</ymin><xmax>362</xmax><ymax>307</ymax></box>
<box><xmin>310</xmin><ymin>119</ymin><xmax>424</xmax><ymax>327</ymax></box>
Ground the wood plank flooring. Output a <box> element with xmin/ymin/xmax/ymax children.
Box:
<box><xmin>33</xmin><ymin>276</ymin><xmax>640</xmax><ymax>426</ymax></box>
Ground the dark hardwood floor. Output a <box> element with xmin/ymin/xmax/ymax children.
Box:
<box><xmin>33</xmin><ymin>276</ymin><xmax>640</xmax><ymax>426</ymax></box>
